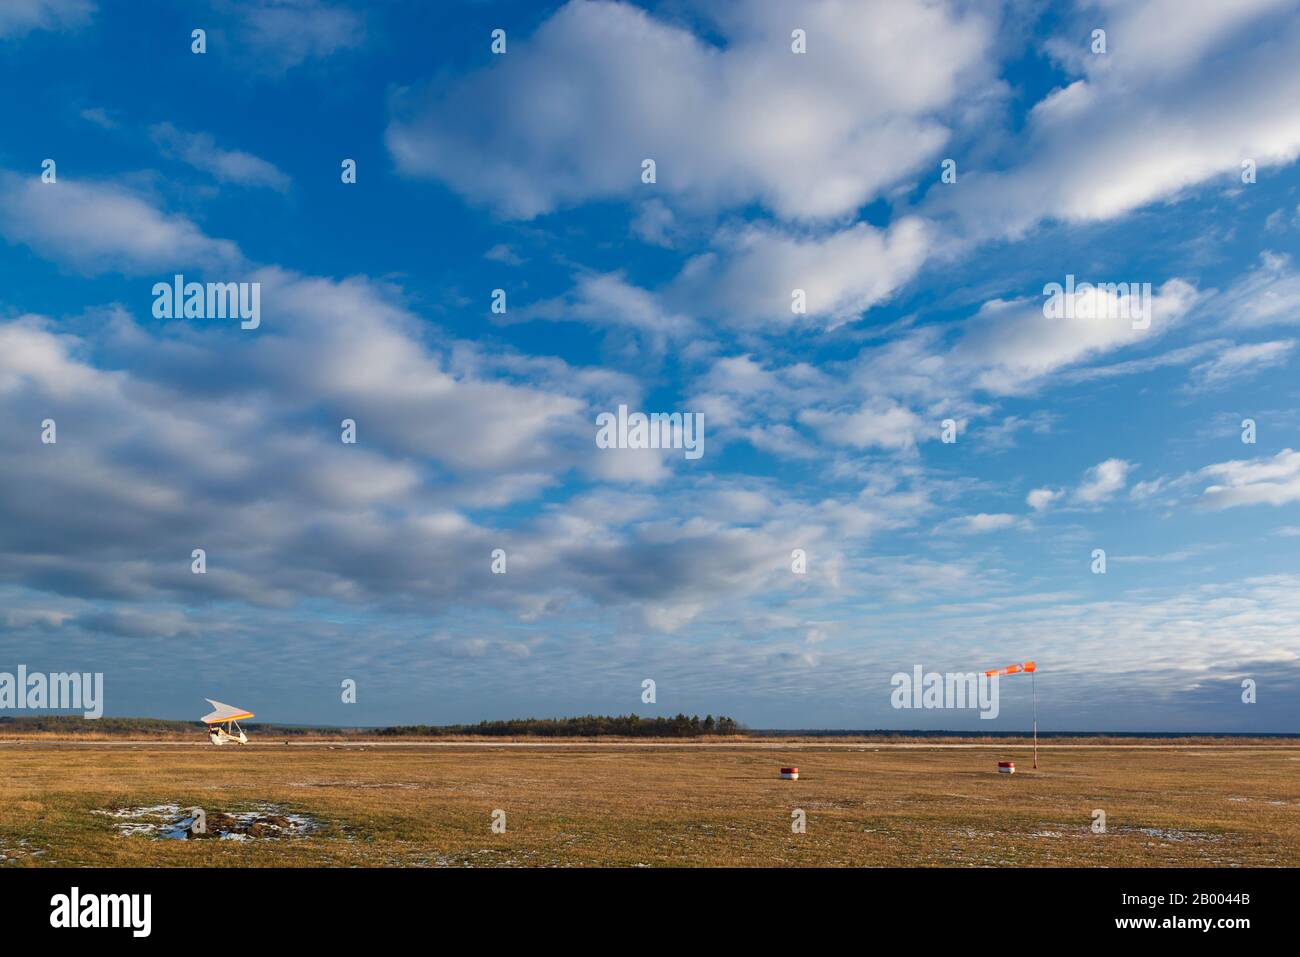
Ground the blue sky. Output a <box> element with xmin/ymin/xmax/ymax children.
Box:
<box><xmin>2</xmin><ymin>0</ymin><xmax>1299</xmax><ymax>731</ymax></box>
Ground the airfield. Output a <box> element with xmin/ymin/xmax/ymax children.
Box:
<box><xmin>1</xmin><ymin>739</ymin><xmax>1297</xmax><ymax>866</ymax></box>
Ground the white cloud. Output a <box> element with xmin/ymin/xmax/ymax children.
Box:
<box><xmin>1026</xmin><ymin>487</ymin><xmax>1061</xmax><ymax>512</ymax></box>
<box><xmin>222</xmin><ymin>0</ymin><xmax>364</xmax><ymax>71</ymax></box>
<box><xmin>798</xmin><ymin>400</ymin><xmax>926</xmax><ymax>452</ymax></box>
<box><xmin>1130</xmin><ymin>477</ymin><xmax>1169</xmax><ymax>501</ymax></box>
<box><xmin>151</xmin><ymin>123</ymin><xmax>291</xmax><ymax>192</ymax></box>
<box><xmin>484</xmin><ymin>243</ymin><xmax>524</xmax><ymax>266</ymax></box>
<box><xmin>947</xmin><ymin>512</ymin><xmax>1019</xmax><ymax>534</ymax></box>
<box><xmin>386</xmin><ymin>0</ymin><xmax>997</xmax><ymax>221</ymax></box>
<box><xmin>1076</xmin><ymin>458</ymin><xmax>1133</xmax><ymax>503</ymax></box>
<box><xmin>1190</xmin><ymin>339</ymin><xmax>1295</xmax><ymax>387</ymax></box>
<box><xmin>0</xmin><ymin>170</ymin><xmax>241</xmax><ymax>274</ymax></box>
<box><xmin>671</xmin><ymin>268</ymin><xmax>1206</xmax><ymax>468</ymax></box>
<box><xmin>838</xmin><ymin>278</ymin><xmax>1203</xmax><ymax>414</ymax></box>
<box><xmin>630</xmin><ymin>199</ymin><xmax>676</xmax><ymax>247</ymax></box>
<box><xmin>0</xmin><ymin>0</ymin><xmax>92</xmax><ymax>37</ymax></box>
<box><xmin>1221</xmin><ymin>253</ymin><xmax>1300</xmax><ymax>329</ymax></box>
<box><xmin>1200</xmin><ymin>449</ymin><xmax>1300</xmax><ymax>508</ymax></box>
<box><xmin>973</xmin><ymin>412</ymin><xmax>1055</xmax><ymax>452</ymax></box>
<box><xmin>248</xmin><ymin>267</ymin><xmax>591</xmax><ymax>474</ymax></box>
<box><xmin>948</xmin><ymin>279</ymin><xmax>1200</xmax><ymax>394</ymax></box>
<box><xmin>933</xmin><ymin>0</ymin><xmax>1300</xmax><ymax>239</ymax></box>
<box><xmin>538</xmin><ymin>215</ymin><xmax>932</xmax><ymax>338</ymax></box>
<box><xmin>1049</xmin><ymin>0</ymin><xmax>1295</xmax><ymax>78</ymax></box>
<box><xmin>671</xmin><ymin>217</ymin><xmax>931</xmax><ymax>330</ymax></box>
<box><xmin>531</xmin><ymin>271</ymin><xmax>697</xmax><ymax>340</ymax></box>
<box><xmin>79</xmin><ymin>106</ymin><xmax>117</xmax><ymax>130</ymax></box>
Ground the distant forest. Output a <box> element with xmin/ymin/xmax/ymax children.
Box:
<box><xmin>376</xmin><ymin>714</ymin><xmax>742</xmax><ymax>737</ymax></box>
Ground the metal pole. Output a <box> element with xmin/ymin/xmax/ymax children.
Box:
<box><xmin>1032</xmin><ymin>670</ymin><xmax>1038</xmax><ymax>769</ymax></box>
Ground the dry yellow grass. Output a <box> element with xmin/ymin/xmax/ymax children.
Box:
<box><xmin>2</xmin><ymin>740</ymin><xmax>1298</xmax><ymax>866</ymax></box>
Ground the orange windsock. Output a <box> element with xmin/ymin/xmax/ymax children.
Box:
<box><xmin>984</xmin><ymin>660</ymin><xmax>1036</xmax><ymax>678</ymax></box>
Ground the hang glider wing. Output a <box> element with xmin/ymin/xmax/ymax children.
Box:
<box><xmin>201</xmin><ymin>698</ymin><xmax>255</xmax><ymax>725</ymax></box>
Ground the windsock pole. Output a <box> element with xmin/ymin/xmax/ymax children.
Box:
<box><xmin>1032</xmin><ymin>669</ymin><xmax>1038</xmax><ymax>769</ymax></box>
<box><xmin>983</xmin><ymin>661</ymin><xmax>1038</xmax><ymax>769</ymax></box>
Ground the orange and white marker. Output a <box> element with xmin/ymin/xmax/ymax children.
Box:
<box><xmin>780</xmin><ymin>767</ymin><xmax>799</xmax><ymax>780</ymax></box>
<box><xmin>998</xmin><ymin>761</ymin><xmax>1015</xmax><ymax>774</ymax></box>
<box><xmin>984</xmin><ymin>661</ymin><xmax>1036</xmax><ymax>678</ymax></box>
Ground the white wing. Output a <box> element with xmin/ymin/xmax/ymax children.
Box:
<box><xmin>201</xmin><ymin>699</ymin><xmax>254</xmax><ymax>724</ymax></box>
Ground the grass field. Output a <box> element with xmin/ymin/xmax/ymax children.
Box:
<box><xmin>2</xmin><ymin>740</ymin><xmax>1298</xmax><ymax>866</ymax></box>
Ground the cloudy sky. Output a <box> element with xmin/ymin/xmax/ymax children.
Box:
<box><xmin>2</xmin><ymin>0</ymin><xmax>1299</xmax><ymax>731</ymax></box>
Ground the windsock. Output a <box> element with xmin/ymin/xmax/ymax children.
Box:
<box><xmin>984</xmin><ymin>660</ymin><xmax>1036</xmax><ymax>678</ymax></box>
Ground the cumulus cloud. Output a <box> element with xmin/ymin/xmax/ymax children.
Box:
<box><xmin>386</xmin><ymin>0</ymin><xmax>997</xmax><ymax>221</ymax></box>
<box><xmin>631</xmin><ymin>199</ymin><xmax>676</xmax><ymax>247</ymax></box>
<box><xmin>798</xmin><ymin>400</ymin><xmax>926</xmax><ymax>451</ymax></box>
<box><xmin>1075</xmin><ymin>458</ymin><xmax>1133</xmax><ymax>503</ymax></box>
<box><xmin>535</xmin><ymin>216</ymin><xmax>931</xmax><ymax>338</ymax></box>
<box><xmin>670</xmin><ymin>217</ymin><xmax>931</xmax><ymax>330</ymax></box>
<box><xmin>931</xmin><ymin>0</ymin><xmax>1300</xmax><ymax>238</ymax></box>
<box><xmin>2</xmin><ymin>302</ymin><xmax>838</xmax><ymax>622</ymax></box>
<box><xmin>1026</xmin><ymin>487</ymin><xmax>1061</xmax><ymax>512</ymax></box>
<box><xmin>1200</xmin><ymin>449</ymin><xmax>1300</xmax><ymax>508</ymax></box>
<box><xmin>527</xmin><ymin>271</ymin><xmax>697</xmax><ymax>342</ymax></box>
<box><xmin>947</xmin><ymin>279</ymin><xmax>1200</xmax><ymax>395</ymax></box>
<box><xmin>676</xmin><ymin>270</ymin><xmax>1205</xmax><ymax>466</ymax></box>
<box><xmin>0</xmin><ymin>170</ymin><xmax>241</xmax><ymax>274</ymax></box>
<box><xmin>0</xmin><ymin>176</ymin><xmax>922</xmax><ymax>635</ymax></box>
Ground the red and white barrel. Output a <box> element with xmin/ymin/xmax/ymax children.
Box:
<box><xmin>997</xmin><ymin>761</ymin><xmax>1015</xmax><ymax>774</ymax></box>
<box><xmin>780</xmin><ymin>767</ymin><xmax>799</xmax><ymax>780</ymax></box>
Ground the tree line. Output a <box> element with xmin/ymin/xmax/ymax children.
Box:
<box><xmin>375</xmin><ymin>713</ymin><xmax>743</xmax><ymax>737</ymax></box>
